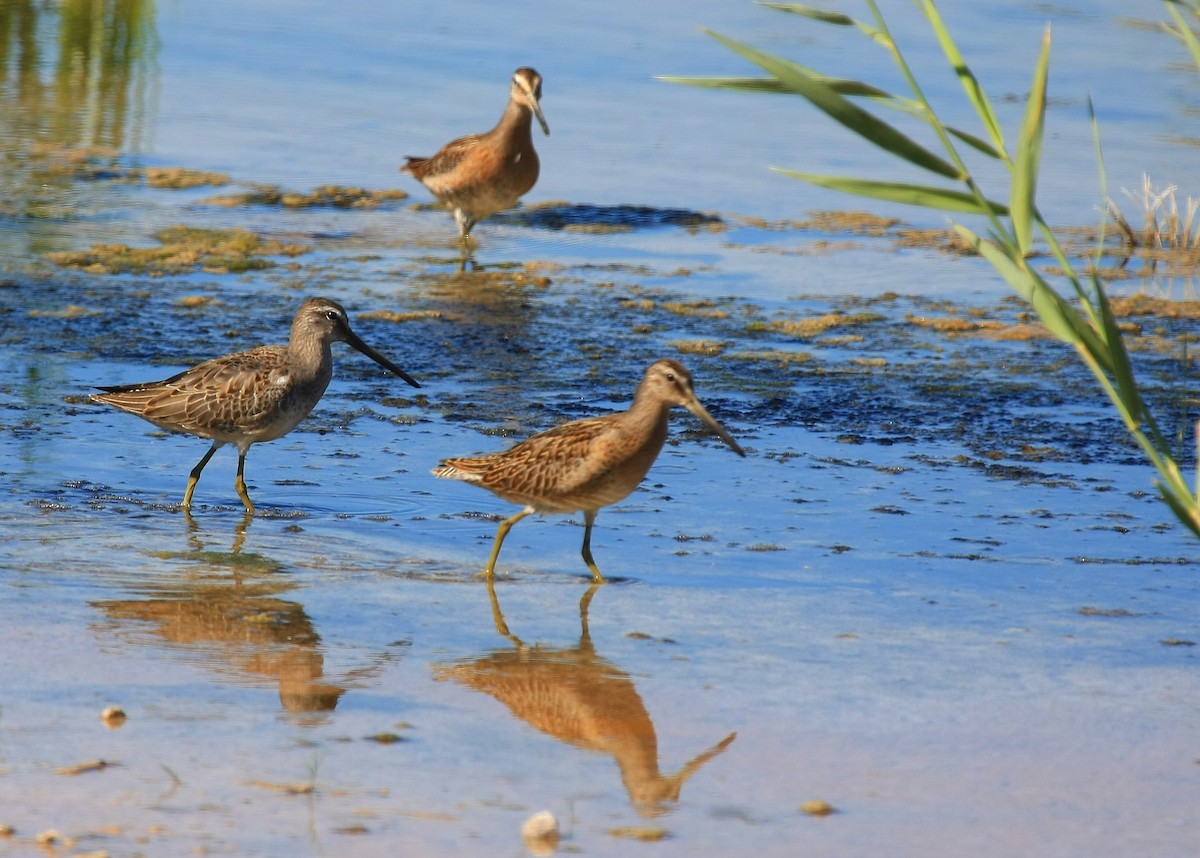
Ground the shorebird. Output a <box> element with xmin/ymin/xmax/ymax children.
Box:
<box><xmin>92</xmin><ymin>297</ymin><xmax>420</xmax><ymax>512</ymax></box>
<box><xmin>401</xmin><ymin>67</ymin><xmax>549</xmax><ymax>243</ymax></box>
<box><xmin>433</xmin><ymin>359</ymin><xmax>744</xmax><ymax>581</ymax></box>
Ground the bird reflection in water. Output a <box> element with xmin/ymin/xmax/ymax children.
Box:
<box><xmin>186</xmin><ymin>508</ymin><xmax>255</xmax><ymax>555</ymax></box>
<box><xmin>92</xmin><ymin>516</ymin><xmax>395</xmax><ymax>722</ymax></box>
<box><xmin>433</xmin><ymin>582</ymin><xmax>735</xmax><ymax>817</ymax></box>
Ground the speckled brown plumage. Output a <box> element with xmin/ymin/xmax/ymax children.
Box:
<box><xmin>433</xmin><ymin>359</ymin><xmax>744</xmax><ymax>581</ymax></box>
<box><xmin>402</xmin><ymin>67</ymin><xmax>549</xmax><ymax>241</ymax></box>
<box><xmin>92</xmin><ymin>297</ymin><xmax>420</xmax><ymax>512</ymax></box>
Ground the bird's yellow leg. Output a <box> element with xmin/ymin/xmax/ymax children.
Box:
<box><xmin>183</xmin><ymin>442</ymin><xmax>221</xmax><ymax>509</ymax></box>
<box><xmin>483</xmin><ymin>507</ymin><xmax>533</xmax><ymax>578</ymax></box>
<box><xmin>581</xmin><ymin>509</ymin><xmax>606</xmax><ymax>583</ymax></box>
<box><xmin>234</xmin><ymin>451</ymin><xmax>255</xmax><ymax>515</ymax></box>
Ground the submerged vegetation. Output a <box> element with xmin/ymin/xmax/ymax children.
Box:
<box><xmin>144</xmin><ymin>166</ymin><xmax>231</xmax><ymax>189</ymax></box>
<box><xmin>45</xmin><ymin>225</ymin><xmax>311</xmax><ymax>275</ymax></box>
<box><xmin>204</xmin><ymin>184</ymin><xmax>409</xmax><ymax>209</ymax></box>
<box><xmin>666</xmin><ymin>0</ymin><xmax>1200</xmax><ymax>537</ymax></box>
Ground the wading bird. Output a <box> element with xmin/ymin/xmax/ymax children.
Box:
<box><xmin>92</xmin><ymin>297</ymin><xmax>420</xmax><ymax>512</ymax></box>
<box><xmin>402</xmin><ymin>67</ymin><xmax>549</xmax><ymax>245</ymax></box>
<box><xmin>433</xmin><ymin>359</ymin><xmax>744</xmax><ymax>581</ymax></box>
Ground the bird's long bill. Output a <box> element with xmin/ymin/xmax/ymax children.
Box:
<box><xmin>529</xmin><ymin>96</ymin><xmax>550</xmax><ymax>135</ymax></box>
<box><xmin>684</xmin><ymin>397</ymin><xmax>745</xmax><ymax>457</ymax></box>
<box><xmin>345</xmin><ymin>330</ymin><xmax>421</xmax><ymax>388</ymax></box>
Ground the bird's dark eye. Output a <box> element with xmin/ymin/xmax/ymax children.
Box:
<box><xmin>324</xmin><ymin>310</ymin><xmax>338</xmax><ymax>321</ymax></box>
<box><xmin>666</xmin><ymin>373</ymin><xmax>676</xmax><ymax>382</ymax></box>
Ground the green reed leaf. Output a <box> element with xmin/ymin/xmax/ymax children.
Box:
<box><xmin>774</xmin><ymin>171</ymin><xmax>1003</xmax><ymax>213</ymax></box>
<box><xmin>1156</xmin><ymin>481</ymin><xmax>1200</xmax><ymax>536</ymax></box>
<box><xmin>952</xmin><ymin>225</ymin><xmax>1098</xmax><ymax>349</ymax></box>
<box><xmin>658</xmin><ymin>74</ymin><xmax>892</xmax><ymax>99</ymax></box>
<box><xmin>757</xmin><ymin>3</ymin><xmax>856</xmax><ymax>25</ymax></box>
<box><xmin>1165</xmin><ymin>2</ymin><xmax>1200</xmax><ymax>74</ymax></box>
<box><xmin>705</xmin><ymin>30</ymin><xmax>963</xmax><ymax>180</ymax></box>
<box><xmin>946</xmin><ymin>126</ymin><xmax>1002</xmax><ymax>159</ymax></box>
<box><xmin>1093</xmin><ymin>272</ymin><xmax>1144</xmax><ymax>415</ymax></box>
<box><xmin>921</xmin><ymin>0</ymin><xmax>1008</xmax><ymax>157</ymax></box>
<box><xmin>1011</xmin><ymin>26</ymin><xmax>1050</xmax><ymax>253</ymax></box>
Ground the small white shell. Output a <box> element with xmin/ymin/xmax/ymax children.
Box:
<box><xmin>521</xmin><ymin>810</ymin><xmax>560</xmax><ymax>855</ymax></box>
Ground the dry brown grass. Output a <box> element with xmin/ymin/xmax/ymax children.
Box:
<box><xmin>1108</xmin><ymin>175</ymin><xmax>1200</xmax><ymax>252</ymax></box>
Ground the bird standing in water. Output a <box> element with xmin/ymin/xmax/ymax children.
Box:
<box><xmin>433</xmin><ymin>360</ymin><xmax>744</xmax><ymax>581</ymax></box>
<box><xmin>92</xmin><ymin>297</ymin><xmax>420</xmax><ymax>513</ymax></box>
<box><xmin>402</xmin><ymin>67</ymin><xmax>549</xmax><ymax>245</ymax></box>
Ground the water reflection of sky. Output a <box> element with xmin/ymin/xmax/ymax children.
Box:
<box><xmin>148</xmin><ymin>1</ymin><xmax>1200</xmax><ymax>223</ymax></box>
<box><xmin>4</xmin><ymin>0</ymin><xmax>1195</xmax><ymax>231</ymax></box>
<box><xmin>4</xmin><ymin>1</ymin><xmax>1195</xmax><ymax>223</ymax></box>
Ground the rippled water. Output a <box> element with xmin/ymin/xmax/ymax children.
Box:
<box><xmin>1</xmin><ymin>1</ymin><xmax>1199</xmax><ymax>856</ymax></box>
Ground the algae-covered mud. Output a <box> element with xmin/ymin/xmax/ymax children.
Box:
<box><xmin>2</xmin><ymin>2</ymin><xmax>1199</xmax><ymax>857</ymax></box>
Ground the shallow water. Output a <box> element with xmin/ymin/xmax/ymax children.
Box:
<box><xmin>2</xmin><ymin>1</ymin><xmax>1200</xmax><ymax>856</ymax></box>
